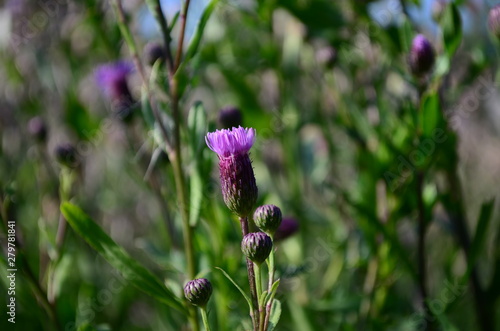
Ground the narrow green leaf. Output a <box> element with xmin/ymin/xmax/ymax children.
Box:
<box><xmin>61</xmin><ymin>202</ymin><xmax>186</xmax><ymax>313</ymax></box>
<box><xmin>187</xmin><ymin>101</ymin><xmax>208</xmax><ymax>156</ymax></box>
<box><xmin>268</xmin><ymin>279</ymin><xmax>280</xmax><ymax>301</ymax></box>
<box><xmin>419</xmin><ymin>91</ymin><xmax>441</xmax><ymax>138</ymax></box>
<box><xmin>187</xmin><ymin>101</ymin><xmax>208</xmax><ymax>226</ymax></box>
<box><xmin>215</xmin><ymin>267</ymin><xmax>253</xmax><ymax>312</ymax></box>
<box><xmin>441</xmin><ymin>3</ymin><xmax>462</xmax><ymax>57</ymax></box>
<box><xmin>189</xmin><ymin>167</ymin><xmax>203</xmax><ymax>226</ymax></box>
<box><xmin>267</xmin><ymin>299</ymin><xmax>282</xmax><ymax>331</ymax></box>
<box><xmin>184</xmin><ymin>0</ymin><xmax>220</xmax><ymax>62</ymax></box>
<box><xmin>259</xmin><ymin>290</ymin><xmax>268</xmax><ymax>308</ymax></box>
<box><xmin>469</xmin><ymin>200</ymin><xmax>495</xmax><ymax>268</ymax></box>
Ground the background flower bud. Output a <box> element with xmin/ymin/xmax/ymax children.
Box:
<box><xmin>184</xmin><ymin>278</ymin><xmax>213</xmax><ymax>307</ymax></box>
<box><xmin>408</xmin><ymin>34</ymin><xmax>435</xmax><ymax>77</ymax></box>
<box><xmin>254</xmin><ymin>204</ymin><xmax>282</xmax><ymax>235</ymax></box>
<box><xmin>241</xmin><ymin>232</ymin><xmax>273</xmax><ymax>265</ymax></box>
<box><xmin>54</xmin><ymin>143</ymin><xmax>79</xmax><ymax>168</ymax></box>
<box><xmin>144</xmin><ymin>41</ymin><xmax>166</xmax><ymax>66</ymax></box>
<box><xmin>274</xmin><ymin>217</ymin><xmax>299</xmax><ymax>242</ymax></box>
<box><xmin>27</xmin><ymin>116</ymin><xmax>47</xmax><ymax>143</ymax></box>
<box><xmin>218</xmin><ymin>106</ymin><xmax>243</xmax><ymax>129</ymax></box>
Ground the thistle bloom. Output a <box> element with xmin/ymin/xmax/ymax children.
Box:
<box><xmin>184</xmin><ymin>278</ymin><xmax>213</xmax><ymax>307</ymax></box>
<box><xmin>489</xmin><ymin>5</ymin><xmax>500</xmax><ymax>39</ymax></box>
<box><xmin>241</xmin><ymin>232</ymin><xmax>273</xmax><ymax>265</ymax></box>
<box><xmin>254</xmin><ymin>204</ymin><xmax>282</xmax><ymax>235</ymax></box>
<box><xmin>206</xmin><ymin>126</ymin><xmax>258</xmax><ymax>217</ymax></box>
<box><xmin>409</xmin><ymin>35</ymin><xmax>435</xmax><ymax>77</ymax></box>
<box><xmin>95</xmin><ymin>61</ymin><xmax>135</xmax><ymax>121</ymax></box>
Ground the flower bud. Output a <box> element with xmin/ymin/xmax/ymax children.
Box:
<box><xmin>489</xmin><ymin>5</ymin><xmax>500</xmax><ymax>39</ymax></box>
<box><xmin>54</xmin><ymin>143</ymin><xmax>79</xmax><ymax>168</ymax></box>
<box><xmin>144</xmin><ymin>42</ymin><xmax>166</xmax><ymax>66</ymax></box>
<box><xmin>184</xmin><ymin>278</ymin><xmax>213</xmax><ymax>307</ymax></box>
<box><xmin>274</xmin><ymin>217</ymin><xmax>299</xmax><ymax>242</ymax></box>
<box><xmin>241</xmin><ymin>232</ymin><xmax>273</xmax><ymax>265</ymax></box>
<box><xmin>254</xmin><ymin>204</ymin><xmax>282</xmax><ymax>235</ymax></box>
<box><xmin>27</xmin><ymin>116</ymin><xmax>47</xmax><ymax>143</ymax></box>
<box><xmin>218</xmin><ymin>106</ymin><xmax>243</xmax><ymax>129</ymax></box>
<box><xmin>408</xmin><ymin>34</ymin><xmax>435</xmax><ymax>77</ymax></box>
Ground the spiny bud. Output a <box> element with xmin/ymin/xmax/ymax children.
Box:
<box><xmin>27</xmin><ymin>116</ymin><xmax>47</xmax><ymax>143</ymax></box>
<box><xmin>274</xmin><ymin>217</ymin><xmax>299</xmax><ymax>242</ymax></box>
<box><xmin>489</xmin><ymin>5</ymin><xmax>500</xmax><ymax>39</ymax></box>
<box><xmin>54</xmin><ymin>143</ymin><xmax>79</xmax><ymax>168</ymax></box>
<box><xmin>241</xmin><ymin>232</ymin><xmax>273</xmax><ymax>265</ymax></box>
<box><xmin>218</xmin><ymin>106</ymin><xmax>243</xmax><ymax>129</ymax></box>
<box><xmin>184</xmin><ymin>278</ymin><xmax>213</xmax><ymax>307</ymax></box>
<box><xmin>253</xmin><ymin>204</ymin><xmax>282</xmax><ymax>235</ymax></box>
<box><xmin>409</xmin><ymin>34</ymin><xmax>435</xmax><ymax>77</ymax></box>
<box><xmin>144</xmin><ymin>42</ymin><xmax>166</xmax><ymax>66</ymax></box>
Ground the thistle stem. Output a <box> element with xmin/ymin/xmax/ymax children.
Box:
<box><xmin>255</xmin><ymin>263</ymin><xmax>265</xmax><ymax>331</ymax></box>
<box><xmin>200</xmin><ymin>307</ymin><xmax>212</xmax><ymax>331</ymax></box>
<box><xmin>240</xmin><ymin>216</ymin><xmax>260</xmax><ymax>330</ymax></box>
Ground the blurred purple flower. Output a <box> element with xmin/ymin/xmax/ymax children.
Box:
<box><xmin>95</xmin><ymin>61</ymin><xmax>134</xmax><ymax>100</ymax></box>
<box><xmin>206</xmin><ymin>127</ymin><xmax>258</xmax><ymax>217</ymax></box>
<box><xmin>409</xmin><ymin>34</ymin><xmax>435</xmax><ymax>76</ymax></box>
<box><xmin>274</xmin><ymin>217</ymin><xmax>299</xmax><ymax>242</ymax></box>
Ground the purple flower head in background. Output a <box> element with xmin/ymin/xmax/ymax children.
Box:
<box><xmin>206</xmin><ymin>126</ymin><xmax>258</xmax><ymax>217</ymax></box>
<box><xmin>95</xmin><ymin>61</ymin><xmax>136</xmax><ymax>121</ymax></box>
<box><xmin>409</xmin><ymin>34</ymin><xmax>435</xmax><ymax>77</ymax></box>
<box><xmin>206</xmin><ymin>126</ymin><xmax>256</xmax><ymax>158</ymax></box>
<box><xmin>95</xmin><ymin>61</ymin><xmax>134</xmax><ymax>100</ymax></box>
<box><xmin>274</xmin><ymin>217</ymin><xmax>299</xmax><ymax>242</ymax></box>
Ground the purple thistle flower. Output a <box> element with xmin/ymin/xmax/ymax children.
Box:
<box><xmin>408</xmin><ymin>34</ymin><xmax>435</xmax><ymax>77</ymax></box>
<box><xmin>95</xmin><ymin>61</ymin><xmax>136</xmax><ymax>121</ymax></box>
<box><xmin>206</xmin><ymin>126</ymin><xmax>255</xmax><ymax>158</ymax></box>
<box><xmin>206</xmin><ymin>126</ymin><xmax>258</xmax><ymax>217</ymax></box>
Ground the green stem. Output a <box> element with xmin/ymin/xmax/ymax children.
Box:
<box><xmin>200</xmin><ymin>307</ymin><xmax>212</xmax><ymax>331</ymax></box>
<box><xmin>255</xmin><ymin>263</ymin><xmax>262</xmax><ymax>305</ymax></box>
<box><xmin>175</xmin><ymin>0</ymin><xmax>191</xmax><ymax>69</ymax></box>
<box><xmin>262</xmin><ymin>237</ymin><xmax>275</xmax><ymax>330</ymax></box>
<box><xmin>267</xmin><ymin>236</ymin><xmax>275</xmax><ymax>290</ymax></box>
<box><xmin>240</xmin><ymin>217</ymin><xmax>260</xmax><ymax>330</ymax></box>
<box><xmin>254</xmin><ymin>263</ymin><xmax>265</xmax><ymax>331</ymax></box>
